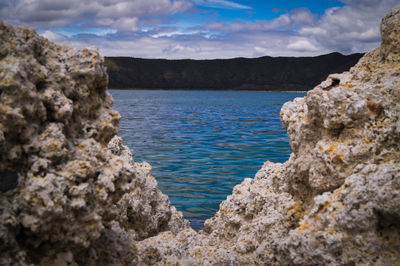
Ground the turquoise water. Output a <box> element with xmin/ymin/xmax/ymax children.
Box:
<box><xmin>109</xmin><ymin>90</ymin><xmax>306</xmax><ymax>228</ymax></box>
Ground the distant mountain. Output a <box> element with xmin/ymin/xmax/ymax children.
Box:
<box><xmin>105</xmin><ymin>52</ymin><xmax>364</xmax><ymax>91</ymax></box>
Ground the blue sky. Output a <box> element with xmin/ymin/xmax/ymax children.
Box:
<box><xmin>1</xmin><ymin>0</ymin><xmax>398</xmax><ymax>59</ymax></box>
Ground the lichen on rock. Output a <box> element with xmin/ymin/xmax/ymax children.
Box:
<box><xmin>0</xmin><ymin>20</ymin><xmax>188</xmax><ymax>265</ymax></box>
<box><xmin>1</xmin><ymin>6</ymin><xmax>400</xmax><ymax>266</ymax></box>
<box><xmin>135</xmin><ymin>7</ymin><xmax>400</xmax><ymax>265</ymax></box>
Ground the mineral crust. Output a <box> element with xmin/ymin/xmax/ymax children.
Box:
<box><xmin>0</xmin><ymin>21</ymin><xmax>188</xmax><ymax>265</ymax></box>
<box><xmin>0</xmin><ymin>6</ymin><xmax>399</xmax><ymax>266</ymax></box>
<box><xmin>136</xmin><ymin>7</ymin><xmax>400</xmax><ymax>265</ymax></box>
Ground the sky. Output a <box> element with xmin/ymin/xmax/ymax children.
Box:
<box><xmin>0</xmin><ymin>0</ymin><xmax>398</xmax><ymax>59</ymax></box>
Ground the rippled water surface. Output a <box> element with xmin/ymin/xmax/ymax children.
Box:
<box><xmin>109</xmin><ymin>90</ymin><xmax>306</xmax><ymax>228</ymax></box>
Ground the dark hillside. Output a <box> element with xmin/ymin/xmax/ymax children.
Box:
<box><xmin>105</xmin><ymin>52</ymin><xmax>363</xmax><ymax>90</ymax></box>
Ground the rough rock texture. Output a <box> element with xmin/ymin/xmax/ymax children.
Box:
<box><xmin>1</xmin><ymin>6</ymin><xmax>399</xmax><ymax>266</ymax></box>
<box><xmin>135</xmin><ymin>6</ymin><xmax>400</xmax><ymax>265</ymax></box>
<box><xmin>0</xmin><ymin>21</ymin><xmax>188</xmax><ymax>265</ymax></box>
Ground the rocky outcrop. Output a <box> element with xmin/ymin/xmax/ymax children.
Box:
<box><xmin>135</xmin><ymin>6</ymin><xmax>400</xmax><ymax>265</ymax></box>
<box><xmin>0</xmin><ymin>6</ymin><xmax>399</xmax><ymax>266</ymax></box>
<box><xmin>0</xmin><ymin>21</ymin><xmax>188</xmax><ymax>265</ymax></box>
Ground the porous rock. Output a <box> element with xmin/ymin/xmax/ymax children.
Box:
<box><xmin>1</xmin><ymin>6</ymin><xmax>399</xmax><ymax>266</ymax></box>
<box><xmin>0</xmin><ymin>21</ymin><xmax>188</xmax><ymax>265</ymax></box>
<box><xmin>136</xmin><ymin>6</ymin><xmax>400</xmax><ymax>265</ymax></box>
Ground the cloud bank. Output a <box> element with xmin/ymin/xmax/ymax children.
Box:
<box><xmin>0</xmin><ymin>0</ymin><xmax>192</xmax><ymax>29</ymax></box>
<box><xmin>1</xmin><ymin>0</ymin><xmax>398</xmax><ymax>59</ymax></box>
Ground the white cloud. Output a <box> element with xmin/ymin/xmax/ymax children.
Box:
<box><xmin>0</xmin><ymin>0</ymin><xmax>193</xmax><ymax>28</ymax></box>
<box><xmin>42</xmin><ymin>28</ymin><xmax>328</xmax><ymax>59</ymax></box>
<box><xmin>95</xmin><ymin>0</ymin><xmax>192</xmax><ymax>17</ymax></box>
<box><xmin>1</xmin><ymin>0</ymin><xmax>399</xmax><ymax>59</ymax></box>
<box><xmin>151</xmin><ymin>30</ymin><xmax>202</xmax><ymax>38</ymax></box>
<box><xmin>205</xmin><ymin>8</ymin><xmax>316</xmax><ymax>32</ymax></box>
<box><xmin>299</xmin><ymin>0</ymin><xmax>398</xmax><ymax>53</ymax></box>
<box><xmin>287</xmin><ymin>39</ymin><xmax>319</xmax><ymax>52</ymax></box>
<box><xmin>194</xmin><ymin>0</ymin><xmax>251</xmax><ymax>10</ymax></box>
<box><xmin>102</xmin><ymin>17</ymin><xmax>139</xmax><ymax>31</ymax></box>
<box><xmin>41</xmin><ymin>30</ymin><xmax>68</xmax><ymax>42</ymax></box>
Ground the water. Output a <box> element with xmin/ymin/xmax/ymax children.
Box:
<box><xmin>109</xmin><ymin>90</ymin><xmax>306</xmax><ymax>228</ymax></box>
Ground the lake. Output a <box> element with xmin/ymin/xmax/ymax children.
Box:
<box><xmin>109</xmin><ymin>90</ymin><xmax>306</xmax><ymax>229</ymax></box>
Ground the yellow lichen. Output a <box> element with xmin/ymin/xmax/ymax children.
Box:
<box><xmin>343</xmin><ymin>83</ymin><xmax>356</xmax><ymax>89</ymax></box>
<box><xmin>301</xmin><ymin>114</ymin><xmax>308</xmax><ymax>123</ymax></box>
<box><xmin>297</xmin><ymin>222</ymin><xmax>310</xmax><ymax>233</ymax></box>
<box><xmin>362</xmin><ymin>137</ymin><xmax>372</xmax><ymax>144</ymax></box>
<box><xmin>286</xmin><ymin>202</ymin><xmax>305</xmax><ymax>221</ymax></box>
<box><xmin>195</xmin><ymin>248</ymin><xmax>202</xmax><ymax>260</ymax></box>
<box><xmin>329</xmin><ymin>145</ymin><xmax>338</xmax><ymax>152</ymax></box>
<box><xmin>323</xmin><ymin>201</ymin><xmax>331</xmax><ymax>210</ymax></box>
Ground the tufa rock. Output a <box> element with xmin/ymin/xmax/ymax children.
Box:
<box><xmin>0</xmin><ymin>20</ymin><xmax>188</xmax><ymax>265</ymax></box>
<box><xmin>0</xmin><ymin>6</ymin><xmax>399</xmax><ymax>266</ymax></box>
<box><xmin>136</xmin><ymin>6</ymin><xmax>400</xmax><ymax>265</ymax></box>
<box><xmin>380</xmin><ymin>6</ymin><xmax>400</xmax><ymax>61</ymax></box>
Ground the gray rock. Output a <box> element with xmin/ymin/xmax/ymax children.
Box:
<box><xmin>0</xmin><ymin>21</ymin><xmax>188</xmax><ymax>265</ymax></box>
<box><xmin>136</xmin><ymin>6</ymin><xmax>400</xmax><ymax>265</ymax></box>
<box><xmin>0</xmin><ymin>6</ymin><xmax>399</xmax><ymax>266</ymax></box>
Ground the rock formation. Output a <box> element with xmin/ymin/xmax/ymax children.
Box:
<box><xmin>135</xmin><ymin>6</ymin><xmax>400</xmax><ymax>264</ymax></box>
<box><xmin>0</xmin><ymin>21</ymin><xmax>188</xmax><ymax>265</ymax></box>
<box><xmin>0</xmin><ymin>6</ymin><xmax>399</xmax><ymax>266</ymax></box>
